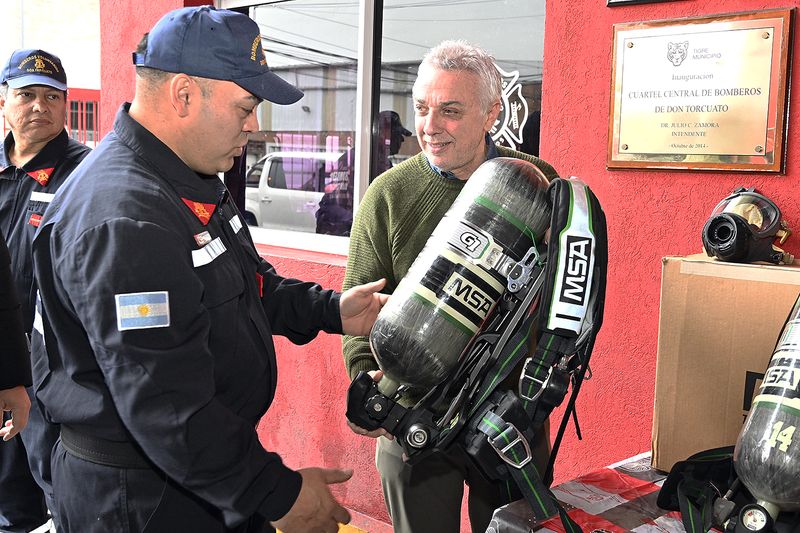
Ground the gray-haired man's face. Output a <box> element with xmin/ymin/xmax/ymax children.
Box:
<box><xmin>412</xmin><ymin>67</ymin><xmax>499</xmax><ymax>181</ymax></box>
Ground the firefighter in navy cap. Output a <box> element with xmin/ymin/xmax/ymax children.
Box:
<box><xmin>29</xmin><ymin>6</ymin><xmax>387</xmax><ymax>533</ymax></box>
<box><xmin>0</xmin><ymin>47</ymin><xmax>90</xmax><ymax>532</ymax></box>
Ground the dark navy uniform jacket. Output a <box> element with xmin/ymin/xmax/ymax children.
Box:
<box><xmin>31</xmin><ymin>104</ymin><xmax>343</xmax><ymax>526</ymax></box>
<box><xmin>0</xmin><ymin>129</ymin><xmax>90</xmax><ymax>334</ymax></box>
<box><xmin>0</xmin><ymin>232</ymin><xmax>29</xmax><ymax>389</ymax></box>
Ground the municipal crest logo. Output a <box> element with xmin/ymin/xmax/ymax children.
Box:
<box><xmin>34</xmin><ymin>58</ymin><xmax>45</xmax><ymax>70</ymax></box>
<box><xmin>490</xmin><ymin>66</ymin><xmax>529</xmax><ymax>150</ymax></box>
<box><xmin>667</xmin><ymin>41</ymin><xmax>689</xmax><ymax>66</ymax></box>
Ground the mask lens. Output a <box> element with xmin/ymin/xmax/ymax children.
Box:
<box><xmin>711</xmin><ymin>194</ymin><xmax>778</xmax><ymax>235</ymax></box>
<box><xmin>729</xmin><ymin>202</ymin><xmax>763</xmax><ymax>229</ymax></box>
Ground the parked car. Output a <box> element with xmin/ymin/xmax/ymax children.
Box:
<box><xmin>244</xmin><ymin>151</ymin><xmax>346</xmax><ymax>233</ymax></box>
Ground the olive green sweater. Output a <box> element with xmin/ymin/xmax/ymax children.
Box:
<box><xmin>342</xmin><ymin>147</ymin><xmax>559</xmax><ymax>379</ymax></box>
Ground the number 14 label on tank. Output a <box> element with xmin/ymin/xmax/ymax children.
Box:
<box><xmin>765</xmin><ymin>421</ymin><xmax>796</xmax><ymax>453</ymax></box>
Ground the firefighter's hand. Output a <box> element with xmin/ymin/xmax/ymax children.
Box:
<box><xmin>0</xmin><ymin>386</ymin><xmax>30</xmax><ymax>441</ymax></box>
<box><xmin>340</xmin><ymin>279</ymin><xmax>388</xmax><ymax>336</ymax></box>
<box><xmin>271</xmin><ymin>467</ymin><xmax>352</xmax><ymax>533</ymax></box>
<box><xmin>346</xmin><ymin>371</ymin><xmax>393</xmax><ymax>440</ymax></box>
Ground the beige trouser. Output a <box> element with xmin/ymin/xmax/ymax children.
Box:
<box><xmin>375</xmin><ymin>426</ymin><xmax>550</xmax><ymax>533</ymax></box>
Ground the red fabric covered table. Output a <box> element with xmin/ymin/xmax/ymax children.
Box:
<box><xmin>488</xmin><ymin>453</ymin><xmax>686</xmax><ymax>532</ymax></box>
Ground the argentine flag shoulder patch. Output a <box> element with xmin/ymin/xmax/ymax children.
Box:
<box><xmin>115</xmin><ymin>291</ymin><xmax>170</xmax><ymax>331</ymax></box>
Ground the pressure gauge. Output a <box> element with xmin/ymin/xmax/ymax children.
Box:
<box><xmin>738</xmin><ymin>504</ymin><xmax>772</xmax><ymax>532</ymax></box>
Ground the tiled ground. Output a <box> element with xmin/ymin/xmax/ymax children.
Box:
<box><xmin>277</xmin><ymin>525</ymin><xmax>365</xmax><ymax>533</ymax></box>
<box><xmin>337</xmin><ymin>525</ymin><xmax>368</xmax><ymax>533</ymax></box>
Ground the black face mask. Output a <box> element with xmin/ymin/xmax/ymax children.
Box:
<box><xmin>702</xmin><ymin>187</ymin><xmax>793</xmax><ymax>265</ymax></box>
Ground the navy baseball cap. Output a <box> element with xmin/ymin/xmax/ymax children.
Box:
<box><xmin>1</xmin><ymin>49</ymin><xmax>67</xmax><ymax>91</ymax></box>
<box><xmin>132</xmin><ymin>6</ymin><xmax>303</xmax><ymax>105</ymax></box>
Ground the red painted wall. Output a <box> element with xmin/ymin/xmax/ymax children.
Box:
<box><xmin>98</xmin><ymin>0</ymin><xmax>213</xmax><ymax>135</ymax></box>
<box><xmin>540</xmin><ymin>0</ymin><xmax>799</xmax><ymax>482</ymax></box>
<box><xmin>254</xmin><ymin>247</ymin><xmax>389</xmax><ymax>523</ymax></box>
<box><xmin>98</xmin><ymin>0</ymin><xmax>800</xmax><ymax>527</ymax></box>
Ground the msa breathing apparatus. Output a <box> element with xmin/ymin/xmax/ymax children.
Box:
<box><xmin>346</xmin><ymin>158</ymin><xmax>608</xmax><ymax>528</ymax></box>
<box><xmin>702</xmin><ymin>187</ymin><xmax>793</xmax><ymax>265</ymax></box>
<box><xmin>659</xmin><ymin>294</ymin><xmax>800</xmax><ymax>533</ymax></box>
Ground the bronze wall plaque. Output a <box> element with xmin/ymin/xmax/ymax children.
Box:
<box><xmin>608</xmin><ymin>9</ymin><xmax>793</xmax><ymax>172</ymax></box>
<box><xmin>607</xmin><ymin>0</ymin><xmax>684</xmax><ymax>6</ymax></box>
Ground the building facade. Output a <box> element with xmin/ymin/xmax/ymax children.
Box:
<box><xmin>79</xmin><ymin>0</ymin><xmax>800</xmax><ymax>527</ymax></box>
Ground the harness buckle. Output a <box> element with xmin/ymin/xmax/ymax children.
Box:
<box><xmin>519</xmin><ymin>358</ymin><xmax>552</xmax><ymax>403</ymax></box>
<box><xmin>488</xmin><ymin>422</ymin><xmax>532</xmax><ymax>469</ymax></box>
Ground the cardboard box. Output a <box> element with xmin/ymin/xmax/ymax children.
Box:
<box><xmin>651</xmin><ymin>254</ymin><xmax>800</xmax><ymax>472</ymax></box>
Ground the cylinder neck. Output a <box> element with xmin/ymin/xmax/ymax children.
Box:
<box><xmin>377</xmin><ymin>375</ymin><xmax>400</xmax><ymax>397</ymax></box>
<box><xmin>756</xmin><ymin>500</ymin><xmax>781</xmax><ymax>522</ymax></box>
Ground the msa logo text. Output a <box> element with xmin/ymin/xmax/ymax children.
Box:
<box><xmin>763</xmin><ymin>365</ymin><xmax>800</xmax><ymax>392</ymax></box>
<box><xmin>559</xmin><ymin>235</ymin><xmax>592</xmax><ymax>305</ymax></box>
<box><xmin>444</xmin><ymin>272</ymin><xmax>492</xmax><ymax>318</ymax></box>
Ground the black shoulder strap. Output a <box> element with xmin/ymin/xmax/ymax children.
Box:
<box><xmin>522</xmin><ymin>178</ymin><xmax>607</xmax><ymax>430</ymax></box>
<box><xmin>657</xmin><ymin>446</ymin><xmax>741</xmax><ymax>533</ymax></box>
<box><xmin>539</xmin><ymin>177</ymin><xmax>607</xmax><ymax>350</ymax></box>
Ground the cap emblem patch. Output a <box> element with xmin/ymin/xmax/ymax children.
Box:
<box><xmin>19</xmin><ymin>54</ymin><xmax>61</xmax><ymax>76</ymax></box>
<box><xmin>250</xmin><ymin>36</ymin><xmax>260</xmax><ymax>62</ymax></box>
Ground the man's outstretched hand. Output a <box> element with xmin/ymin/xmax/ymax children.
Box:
<box><xmin>340</xmin><ymin>279</ymin><xmax>388</xmax><ymax>336</ymax></box>
<box><xmin>0</xmin><ymin>386</ymin><xmax>30</xmax><ymax>441</ymax></box>
<box><xmin>272</xmin><ymin>467</ymin><xmax>352</xmax><ymax>533</ymax></box>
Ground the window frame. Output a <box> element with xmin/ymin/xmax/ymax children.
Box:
<box><xmin>219</xmin><ymin>1</ymin><xmax>543</xmax><ymax>256</ymax></box>
<box><xmin>66</xmin><ymin>88</ymin><xmax>100</xmax><ymax>147</ymax></box>
<box><xmin>219</xmin><ymin>0</ymin><xmax>378</xmax><ymax>255</ymax></box>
